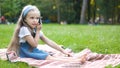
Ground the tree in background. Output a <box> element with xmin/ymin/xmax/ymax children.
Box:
<box><xmin>73</xmin><ymin>0</ymin><xmax>82</xmax><ymax>24</ymax></box>
<box><xmin>0</xmin><ymin>0</ymin><xmax>120</xmax><ymax>24</ymax></box>
<box><xmin>80</xmin><ymin>0</ymin><xmax>88</xmax><ymax>24</ymax></box>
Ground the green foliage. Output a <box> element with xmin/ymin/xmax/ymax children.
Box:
<box><xmin>0</xmin><ymin>0</ymin><xmax>21</xmax><ymax>19</ymax></box>
<box><xmin>0</xmin><ymin>0</ymin><xmax>120</xmax><ymax>24</ymax></box>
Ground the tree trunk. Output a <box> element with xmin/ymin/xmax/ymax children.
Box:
<box><xmin>80</xmin><ymin>0</ymin><xmax>88</xmax><ymax>24</ymax></box>
<box><xmin>87</xmin><ymin>0</ymin><xmax>91</xmax><ymax>22</ymax></box>
<box><xmin>56</xmin><ymin>0</ymin><xmax>60</xmax><ymax>23</ymax></box>
<box><xmin>93</xmin><ymin>0</ymin><xmax>96</xmax><ymax>23</ymax></box>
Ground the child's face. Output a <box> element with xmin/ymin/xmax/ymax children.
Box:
<box><xmin>25</xmin><ymin>10</ymin><xmax>40</xmax><ymax>29</ymax></box>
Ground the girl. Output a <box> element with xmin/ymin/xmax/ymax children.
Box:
<box><xmin>7</xmin><ymin>5</ymin><xmax>85</xmax><ymax>62</ymax></box>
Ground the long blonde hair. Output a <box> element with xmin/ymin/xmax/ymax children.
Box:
<box><xmin>7</xmin><ymin>5</ymin><xmax>40</xmax><ymax>55</ymax></box>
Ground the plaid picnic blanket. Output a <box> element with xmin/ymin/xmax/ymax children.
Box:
<box><xmin>0</xmin><ymin>45</ymin><xmax>120</xmax><ymax>68</ymax></box>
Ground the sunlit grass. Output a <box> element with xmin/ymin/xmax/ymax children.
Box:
<box><xmin>42</xmin><ymin>24</ymin><xmax>120</xmax><ymax>53</ymax></box>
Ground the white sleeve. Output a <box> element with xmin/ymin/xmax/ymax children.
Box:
<box><xmin>39</xmin><ymin>31</ymin><xmax>44</xmax><ymax>37</ymax></box>
<box><xmin>19</xmin><ymin>27</ymin><xmax>31</xmax><ymax>38</ymax></box>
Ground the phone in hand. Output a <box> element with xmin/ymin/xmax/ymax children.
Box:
<box><xmin>38</xmin><ymin>18</ymin><xmax>42</xmax><ymax>24</ymax></box>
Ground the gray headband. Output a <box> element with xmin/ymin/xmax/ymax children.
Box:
<box><xmin>22</xmin><ymin>6</ymin><xmax>33</xmax><ymax>18</ymax></box>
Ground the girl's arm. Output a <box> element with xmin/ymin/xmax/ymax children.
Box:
<box><xmin>24</xmin><ymin>30</ymin><xmax>40</xmax><ymax>48</ymax></box>
<box><xmin>24</xmin><ymin>24</ymin><xmax>41</xmax><ymax>48</ymax></box>
<box><xmin>40</xmin><ymin>35</ymin><xmax>70</xmax><ymax>56</ymax></box>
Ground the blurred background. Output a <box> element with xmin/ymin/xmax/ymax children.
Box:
<box><xmin>0</xmin><ymin>0</ymin><xmax>120</xmax><ymax>25</ymax></box>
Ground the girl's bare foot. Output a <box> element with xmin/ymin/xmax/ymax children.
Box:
<box><xmin>79</xmin><ymin>54</ymin><xmax>87</xmax><ymax>64</ymax></box>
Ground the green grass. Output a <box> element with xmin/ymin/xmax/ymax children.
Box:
<box><xmin>0</xmin><ymin>24</ymin><xmax>120</xmax><ymax>68</ymax></box>
<box><xmin>0</xmin><ymin>60</ymin><xmax>34</xmax><ymax>68</ymax></box>
<box><xmin>42</xmin><ymin>24</ymin><xmax>120</xmax><ymax>54</ymax></box>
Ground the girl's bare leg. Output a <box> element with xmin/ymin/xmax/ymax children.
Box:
<box><xmin>46</xmin><ymin>55</ymin><xmax>86</xmax><ymax>63</ymax></box>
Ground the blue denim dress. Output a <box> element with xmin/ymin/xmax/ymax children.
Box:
<box><xmin>19</xmin><ymin>42</ymin><xmax>49</xmax><ymax>60</ymax></box>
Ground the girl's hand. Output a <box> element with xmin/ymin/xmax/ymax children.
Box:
<box><xmin>62</xmin><ymin>50</ymin><xmax>73</xmax><ymax>57</ymax></box>
<box><xmin>59</xmin><ymin>45</ymin><xmax>73</xmax><ymax>57</ymax></box>
<box><xmin>36</xmin><ymin>23</ymin><xmax>42</xmax><ymax>31</ymax></box>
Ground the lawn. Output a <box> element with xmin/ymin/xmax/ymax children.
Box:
<box><xmin>0</xmin><ymin>24</ymin><xmax>120</xmax><ymax>68</ymax></box>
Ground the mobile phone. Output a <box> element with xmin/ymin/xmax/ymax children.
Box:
<box><xmin>38</xmin><ymin>18</ymin><xmax>42</xmax><ymax>24</ymax></box>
